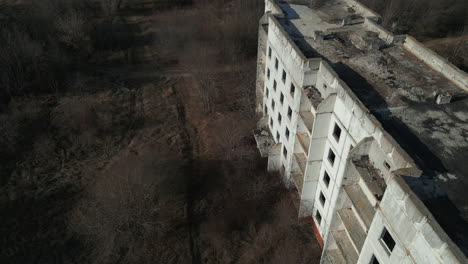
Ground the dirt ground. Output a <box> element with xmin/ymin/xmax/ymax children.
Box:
<box><xmin>0</xmin><ymin>1</ymin><xmax>322</xmax><ymax>263</ymax></box>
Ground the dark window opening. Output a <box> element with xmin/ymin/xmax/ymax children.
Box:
<box><xmin>280</xmin><ymin>93</ymin><xmax>284</xmax><ymax>104</ymax></box>
<box><xmin>275</xmin><ymin>58</ymin><xmax>279</xmax><ymax>70</ymax></box>
<box><xmin>285</xmin><ymin>127</ymin><xmax>290</xmax><ymax>140</ymax></box>
<box><xmin>270</xmin><ymin>117</ymin><xmax>273</xmax><ymax>127</ymax></box>
<box><xmin>282</xmin><ymin>70</ymin><xmax>286</xmax><ymax>83</ymax></box>
<box><xmin>370</xmin><ymin>255</ymin><xmax>380</xmax><ymax>264</ymax></box>
<box><xmin>273</xmin><ymin>80</ymin><xmax>277</xmax><ymax>91</ymax></box>
<box><xmin>333</xmin><ymin>124</ymin><xmax>342</xmax><ymax>142</ymax></box>
<box><xmin>288</xmin><ymin>107</ymin><xmax>292</xmax><ymax>119</ymax></box>
<box><xmin>267</xmin><ymin>68</ymin><xmax>270</xmax><ymax>79</ymax></box>
<box><xmin>384</xmin><ymin>161</ymin><xmax>391</xmax><ymax>170</ymax></box>
<box><xmin>316</xmin><ymin>211</ymin><xmax>322</xmax><ymax>225</ymax></box>
<box><xmin>268</xmin><ymin>47</ymin><xmax>272</xmax><ymax>58</ymax></box>
<box><xmin>264</xmin><ymin>105</ymin><xmax>268</xmax><ymax>115</ymax></box>
<box><xmin>283</xmin><ymin>146</ymin><xmax>288</xmax><ymax>158</ymax></box>
<box><xmin>319</xmin><ymin>192</ymin><xmax>326</xmax><ymax>206</ymax></box>
<box><xmin>323</xmin><ymin>171</ymin><xmax>330</xmax><ymax>187</ymax></box>
<box><xmin>266</xmin><ymin>87</ymin><xmax>269</xmax><ymax>98</ymax></box>
<box><xmin>277</xmin><ymin>132</ymin><xmax>280</xmax><ymax>142</ymax></box>
<box><xmin>328</xmin><ymin>149</ymin><xmax>336</xmax><ymax>166</ymax></box>
<box><xmin>381</xmin><ymin>228</ymin><xmax>396</xmax><ymax>253</ymax></box>
<box><xmin>278</xmin><ymin>113</ymin><xmax>282</xmax><ymax>124</ymax></box>
<box><xmin>323</xmin><ymin>83</ymin><xmax>327</xmax><ymax>89</ymax></box>
<box><xmin>271</xmin><ymin>100</ymin><xmax>275</xmax><ymax>110</ymax></box>
<box><xmin>290</xmin><ymin>83</ymin><xmax>295</xmax><ymax>95</ymax></box>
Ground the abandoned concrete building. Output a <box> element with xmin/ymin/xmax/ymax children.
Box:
<box><xmin>253</xmin><ymin>0</ymin><xmax>468</xmax><ymax>263</ymax></box>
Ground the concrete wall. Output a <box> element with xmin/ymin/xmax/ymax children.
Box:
<box><xmin>256</xmin><ymin>16</ymin><xmax>269</xmax><ymax>114</ymax></box>
<box><xmin>268</xmin><ymin>16</ymin><xmax>316</xmax><ymax>87</ymax></box>
<box><xmin>403</xmin><ymin>36</ymin><xmax>468</xmax><ymax>91</ymax></box>
<box><xmin>263</xmin><ymin>11</ymin><xmax>317</xmax><ymax>183</ymax></box>
<box><xmin>357</xmin><ymin>176</ymin><xmax>467</xmax><ymax>263</ymax></box>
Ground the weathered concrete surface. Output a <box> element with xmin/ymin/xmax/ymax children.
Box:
<box><xmin>256</xmin><ymin>0</ymin><xmax>468</xmax><ymax>263</ymax></box>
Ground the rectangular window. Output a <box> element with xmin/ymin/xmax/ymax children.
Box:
<box><xmin>275</xmin><ymin>58</ymin><xmax>279</xmax><ymax>70</ymax></box>
<box><xmin>273</xmin><ymin>80</ymin><xmax>277</xmax><ymax>91</ymax></box>
<box><xmin>328</xmin><ymin>149</ymin><xmax>336</xmax><ymax>166</ymax></box>
<box><xmin>282</xmin><ymin>70</ymin><xmax>286</xmax><ymax>83</ymax></box>
<box><xmin>283</xmin><ymin>146</ymin><xmax>288</xmax><ymax>158</ymax></box>
<box><xmin>271</xmin><ymin>100</ymin><xmax>275</xmax><ymax>110</ymax></box>
<box><xmin>370</xmin><ymin>255</ymin><xmax>380</xmax><ymax>264</ymax></box>
<box><xmin>277</xmin><ymin>131</ymin><xmax>280</xmax><ymax>142</ymax></box>
<box><xmin>290</xmin><ymin>83</ymin><xmax>295</xmax><ymax>96</ymax></box>
<box><xmin>278</xmin><ymin>113</ymin><xmax>282</xmax><ymax>124</ymax></box>
<box><xmin>280</xmin><ymin>93</ymin><xmax>284</xmax><ymax>104</ymax></box>
<box><xmin>319</xmin><ymin>192</ymin><xmax>326</xmax><ymax>206</ymax></box>
<box><xmin>268</xmin><ymin>47</ymin><xmax>272</xmax><ymax>58</ymax></box>
<box><xmin>267</xmin><ymin>68</ymin><xmax>270</xmax><ymax>80</ymax></box>
<box><xmin>285</xmin><ymin>127</ymin><xmax>290</xmax><ymax>140</ymax></box>
<box><xmin>384</xmin><ymin>161</ymin><xmax>391</xmax><ymax>170</ymax></box>
<box><xmin>380</xmin><ymin>228</ymin><xmax>396</xmax><ymax>253</ymax></box>
<box><xmin>315</xmin><ymin>211</ymin><xmax>322</xmax><ymax>225</ymax></box>
<box><xmin>323</xmin><ymin>171</ymin><xmax>330</xmax><ymax>187</ymax></box>
<box><xmin>287</xmin><ymin>107</ymin><xmax>292</xmax><ymax>120</ymax></box>
<box><xmin>333</xmin><ymin>123</ymin><xmax>342</xmax><ymax>142</ymax></box>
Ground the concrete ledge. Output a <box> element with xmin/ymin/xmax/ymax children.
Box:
<box><xmin>364</xmin><ymin>18</ymin><xmax>393</xmax><ymax>44</ymax></box>
<box><xmin>343</xmin><ymin>0</ymin><xmax>381</xmax><ymax>22</ymax></box>
<box><xmin>265</xmin><ymin>0</ymin><xmax>284</xmax><ymax>17</ymax></box>
<box><xmin>403</xmin><ymin>35</ymin><xmax>468</xmax><ymax>91</ymax></box>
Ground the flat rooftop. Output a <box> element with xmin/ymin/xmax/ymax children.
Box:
<box><xmin>276</xmin><ymin>0</ymin><xmax>468</xmax><ymax>255</ymax></box>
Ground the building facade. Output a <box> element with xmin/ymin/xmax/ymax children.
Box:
<box><xmin>254</xmin><ymin>1</ymin><xmax>468</xmax><ymax>263</ymax></box>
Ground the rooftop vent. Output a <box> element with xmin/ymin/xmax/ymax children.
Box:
<box><xmin>436</xmin><ymin>93</ymin><xmax>452</xmax><ymax>105</ymax></box>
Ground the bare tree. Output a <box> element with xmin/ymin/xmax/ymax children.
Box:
<box><xmin>99</xmin><ymin>0</ymin><xmax>123</xmax><ymax>21</ymax></box>
<box><xmin>0</xmin><ymin>27</ymin><xmax>42</xmax><ymax>98</ymax></box>
<box><xmin>55</xmin><ymin>9</ymin><xmax>89</xmax><ymax>50</ymax></box>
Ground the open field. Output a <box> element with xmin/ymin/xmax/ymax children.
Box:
<box><xmin>0</xmin><ymin>1</ymin><xmax>322</xmax><ymax>263</ymax></box>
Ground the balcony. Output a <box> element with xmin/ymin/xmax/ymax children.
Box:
<box><xmin>352</xmin><ymin>155</ymin><xmax>387</xmax><ymax>201</ymax></box>
<box><xmin>331</xmin><ymin>230</ymin><xmax>359</xmax><ymax>264</ymax></box>
<box><xmin>291</xmin><ymin>171</ymin><xmax>304</xmax><ymax>194</ymax></box>
<box><xmin>253</xmin><ymin>117</ymin><xmax>275</xmax><ymax>157</ymax></box>
<box><xmin>296</xmin><ymin>133</ymin><xmax>310</xmax><ymax>155</ymax></box>
<box><xmin>303</xmin><ymin>86</ymin><xmax>323</xmax><ymax>110</ymax></box>
<box><xmin>337</xmin><ymin>208</ymin><xmax>367</xmax><ymax>252</ymax></box>
<box><xmin>344</xmin><ymin>185</ymin><xmax>376</xmax><ymax>229</ymax></box>
<box><xmin>293</xmin><ymin>152</ymin><xmax>307</xmax><ymax>174</ymax></box>
<box><xmin>299</xmin><ymin>111</ymin><xmax>314</xmax><ymax>134</ymax></box>
<box><xmin>321</xmin><ymin>249</ymin><xmax>346</xmax><ymax>264</ymax></box>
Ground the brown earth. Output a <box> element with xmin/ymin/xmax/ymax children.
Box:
<box><xmin>0</xmin><ymin>1</ymin><xmax>322</xmax><ymax>263</ymax></box>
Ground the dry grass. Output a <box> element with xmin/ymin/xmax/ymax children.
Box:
<box><xmin>0</xmin><ymin>1</ymin><xmax>323</xmax><ymax>263</ymax></box>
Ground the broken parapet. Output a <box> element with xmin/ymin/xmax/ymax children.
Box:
<box><xmin>363</xmin><ymin>18</ymin><xmax>394</xmax><ymax>44</ymax></box>
<box><xmin>343</xmin><ymin>0</ymin><xmax>381</xmax><ymax>23</ymax></box>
